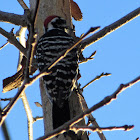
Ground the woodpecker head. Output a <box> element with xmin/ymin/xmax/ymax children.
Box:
<box><xmin>44</xmin><ymin>16</ymin><xmax>68</xmax><ymax>32</ymax></box>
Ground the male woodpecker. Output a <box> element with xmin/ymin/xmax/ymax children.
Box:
<box><xmin>36</xmin><ymin>16</ymin><xmax>78</xmax><ymax>129</ymax></box>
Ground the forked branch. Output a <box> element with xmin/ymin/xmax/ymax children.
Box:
<box><xmin>37</xmin><ymin>76</ymin><xmax>140</xmax><ymax>140</ymax></box>
<box><xmin>0</xmin><ymin>27</ymin><xmax>94</xmax><ymax>127</ymax></box>
<box><xmin>0</xmin><ymin>27</ymin><xmax>27</xmax><ymax>57</ymax></box>
<box><xmin>0</xmin><ymin>7</ymin><xmax>140</xmax><ymax>140</ymax></box>
<box><xmin>81</xmin><ymin>72</ymin><xmax>111</xmax><ymax>90</ymax></box>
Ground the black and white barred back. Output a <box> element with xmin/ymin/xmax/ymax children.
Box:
<box><xmin>36</xmin><ymin>16</ymin><xmax>78</xmax><ymax>108</ymax></box>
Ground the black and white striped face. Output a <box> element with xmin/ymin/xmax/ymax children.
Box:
<box><xmin>45</xmin><ymin>16</ymin><xmax>67</xmax><ymax>32</ymax></box>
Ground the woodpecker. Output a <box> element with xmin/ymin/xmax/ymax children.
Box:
<box><xmin>35</xmin><ymin>16</ymin><xmax>78</xmax><ymax>129</ymax></box>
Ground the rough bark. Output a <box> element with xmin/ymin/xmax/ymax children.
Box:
<box><xmin>30</xmin><ymin>0</ymin><xmax>88</xmax><ymax>139</ymax></box>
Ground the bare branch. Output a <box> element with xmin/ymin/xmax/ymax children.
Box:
<box><xmin>0</xmin><ymin>98</ymin><xmax>12</xmax><ymax>101</ymax></box>
<box><xmin>32</xmin><ymin>0</ymin><xmax>41</xmax><ymax>25</ymax></box>
<box><xmin>37</xmin><ymin>76</ymin><xmax>140</xmax><ymax>140</ymax></box>
<box><xmin>24</xmin><ymin>24</ymin><xmax>34</xmax><ymax>79</ymax></box>
<box><xmin>0</xmin><ymin>26</ymin><xmax>94</xmax><ymax>132</ymax></box>
<box><xmin>17</xmin><ymin>0</ymin><xmax>29</xmax><ymax>10</ymax></box>
<box><xmin>33</xmin><ymin>116</ymin><xmax>43</xmax><ymax>122</ymax></box>
<box><xmin>81</xmin><ymin>7</ymin><xmax>140</xmax><ymax>51</ymax></box>
<box><xmin>42</xmin><ymin>27</ymin><xmax>98</xmax><ymax>73</ymax></box>
<box><xmin>0</xmin><ymin>26</ymin><xmax>95</xmax><ymax>126</ymax></box>
<box><xmin>0</xmin><ymin>70</ymin><xmax>51</xmax><ymax>126</ymax></box>
<box><xmin>35</xmin><ymin>102</ymin><xmax>42</xmax><ymax>108</ymax></box>
<box><xmin>27</xmin><ymin>28</ymin><xmax>97</xmax><ymax>85</ymax></box>
<box><xmin>79</xmin><ymin>51</ymin><xmax>96</xmax><ymax>64</ymax></box>
<box><xmin>0</xmin><ymin>41</ymin><xmax>9</xmax><ymax>50</ymax></box>
<box><xmin>81</xmin><ymin>72</ymin><xmax>111</xmax><ymax>90</ymax></box>
<box><xmin>18</xmin><ymin>21</ymin><xmax>33</xmax><ymax>140</ymax></box>
<box><xmin>0</xmin><ymin>84</ymin><xmax>26</xmax><ymax>126</ymax></box>
<box><xmin>0</xmin><ymin>10</ymin><xmax>27</xmax><ymax>27</ymax></box>
<box><xmin>21</xmin><ymin>92</ymin><xmax>33</xmax><ymax>140</ymax></box>
<box><xmin>0</xmin><ymin>105</ymin><xmax>10</xmax><ymax>140</ymax></box>
<box><xmin>71</xmin><ymin>76</ymin><xmax>140</xmax><ymax>126</ymax></box>
<box><xmin>30</xmin><ymin>71</ymin><xmax>52</xmax><ymax>85</ymax></box>
<box><xmin>23</xmin><ymin>6</ymin><xmax>37</xmax><ymax>79</ymax></box>
<box><xmin>77</xmin><ymin>88</ymin><xmax>106</xmax><ymax>140</ymax></box>
<box><xmin>0</xmin><ymin>27</ymin><xmax>27</xmax><ymax>57</ymax></box>
<box><xmin>71</xmin><ymin>125</ymin><xmax>134</xmax><ymax>133</ymax></box>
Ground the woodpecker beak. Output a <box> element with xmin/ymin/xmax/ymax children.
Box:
<box><xmin>65</xmin><ymin>26</ymin><xmax>75</xmax><ymax>32</ymax></box>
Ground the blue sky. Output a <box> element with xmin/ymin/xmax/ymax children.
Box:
<box><xmin>0</xmin><ymin>0</ymin><xmax>140</xmax><ymax>140</ymax></box>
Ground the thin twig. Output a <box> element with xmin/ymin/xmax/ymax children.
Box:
<box><xmin>80</xmin><ymin>7</ymin><xmax>140</xmax><ymax>51</ymax></box>
<box><xmin>28</xmin><ymin>28</ymin><xmax>96</xmax><ymax>83</ymax></box>
<box><xmin>1</xmin><ymin>7</ymin><xmax>140</xmax><ymax>135</ymax></box>
<box><xmin>37</xmin><ymin>76</ymin><xmax>140</xmax><ymax>140</ymax></box>
<box><xmin>71</xmin><ymin>125</ymin><xmax>134</xmax><ymax>133</ymax></box>
<box><xmin>71</xmin><ymin>76</ymin><xmax>140</xmax><ymax>127</ymax></box>
<box><xmin>0</xmin><ymin>27</ymin><xmax>27</xmax><ymax>57</ymax></box>
<box><xmin>24</xmin><ymin>0</ymin><xmax>41</xmax><ymax>72</ymax></box>
<box><xmin>17</xmin><ymin>0</ymin><xmax>29</xmax><ymax>10</ymax></box>
<box><xmin>33</xmin><ymin>116</ymin><xmax>43</xmax><ymax>122</ymax></box>
<box><xmin>81</xmin><ymin>72</ymin><xmax>111</xmax><ymax>90</ymax></box>
<box><xmin>29</xmin><ymin>72</ymin><xmax>52</xmax><ymax>85</ymax></box>
<box><xmin>24</xmin><ymin>16</ymin><xmax>34</xmax><ymax>79</ymax></box>
<box><xmin>0</xmin><ymin>105</ymin><xmax>10</xmax><ymax>140</ymax></box>
<box><xmin>32</xmin><ymin>0</ymin><xmax>41</xmax><ymax>25</ymax></box>
<box><xmin>0</xmin><ymin>71</ymin><xmax>50</xmax><ymax>126</ymax></box>
<box><xmin>79</xmin><ymin>51</ymin><xmax>96</xmax><ymax>64</ymax></box>
<box><xmin>0</xmin><ymin>27</ymin><xmax>93</xmax><ymax>126</ymax></box>
<box><xmin>0</xmin><ymin>41</ymin><xmax>9</xmax><ymax>50</ymax></box>
<box><xmin>46</xmin><ymin>27</ymin><xmax>98</xmax><ymax>71</ymax></box>
<box><xmin>0</xmin><ymin>98</ymin><xmax>12</xmax><ymax>102</ymax></box>
<box><xmin>0</xmin><ymin>84</ymin><xmax>26</xmax><ymax>126</ymax></box>
<box><xmin>35</xmin><ymin>102</ymin><xmax>42</xmax><ymax>108</ymax></box>
<box><xmin>77</xmin><ymin>88</ymin><xmax>106</xmax><ymax>140</ymax></box>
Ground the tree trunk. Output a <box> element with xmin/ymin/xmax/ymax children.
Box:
<box><xmin>30</xmin><ymin>0</ymin><xmax>89</xmax><ymax>139</ymax></box>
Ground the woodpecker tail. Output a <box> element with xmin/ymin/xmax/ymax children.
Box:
<box><xmin>52</xmin><ymin>99</ymin><xmax>70</xmax><ymax>129</ymax></box>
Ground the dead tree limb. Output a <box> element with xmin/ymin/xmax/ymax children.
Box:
<box><xmin>78</xmin><ymin>89</ymin><xmax>106</xmax><ymax>140</ymax></box>
<box><xmin>37</xmin><ymin>76</ymin><xmax>140</xmax><ymax>140</ymax></box>
<box><xmin>0</xmin><ymin>70</ymin><xmax>50</xmax><ymax>126</ymax></box>
<box><xmin>17</xmin><ymin>0</ymin><xmax>29</xmax><ymax>10</ymax></box>
<box><xmin>0</xmin><ymin>27</ymin><xmax>27</xmax><ymax>57</ymax></box>
<box><xmin>0</xmin><ymin>105</ymin><xmax>10</xmax><ymax>140</ymax></box>
<box><xmin>71</xmin><ymin>125</ymin><xmax>134</xmax><ymax>133</ymax></box>
<box><xmin>81</xmin><ymin>7</ymin><xmax>140</xmax><ymax>51</ymax></box>
<box><xmin>81</xmin><ymin>72</ymin><xmax>111</xmax><ymax>90</ymax></box>
<box><xmin>21</xmin><ymin>92</ymin><xmax>34</xmax><ymax>140</ymax></box>
<box><xmin>0</xmin><ymin>41</ymin><xmax>9</xmax><ymax>50</ymax></box>
<box><xmin>0</xmin><ymin>10</ymin><xmax>27</xmax><ymax>26</ymax></box>
<box><xmin>0</xmin><ymin>84</ymin><xmax>26</xmax><ymax>126</ymax></box>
